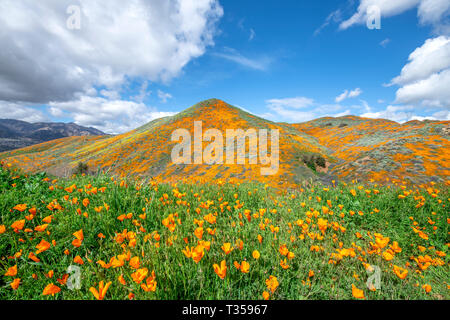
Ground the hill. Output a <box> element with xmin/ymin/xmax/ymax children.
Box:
<box><xmin>0</xmin><ymin>119</ymin><xmax>105</xmax><ymax>152</ymax></box>
<box><xmin>0</xmin><ymin>99</ymin><xmax>449</xmax><ymax>187</ymax></box>
<box><xmin>293</xmin><ymin>116</ymin><xmax>450</xmax><ymax>184</ymax></box>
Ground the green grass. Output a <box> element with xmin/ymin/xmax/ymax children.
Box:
<box><xmin>0</xmin><ymin>165</ymin><xmax>448</xmax><ymax>300</ymax></box>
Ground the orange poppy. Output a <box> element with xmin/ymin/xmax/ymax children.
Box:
<box><xmin>90</xmin><ymin>281</ymin><xmax>112</xmax><ymax>300</ymax></box>
<box><xmin>351</xmin><ymin>284</ymin><xmax>365</xmax><ymax>299</ymax></box>
<box><xmin>42</xmin><ymin>283</ymin><xmax>61</xmax><ymax>296</ymax></box>
<box><xmin>213</xmin><ymin>260</ymin><xmax>227</xmax><ymax>279</ymax></box>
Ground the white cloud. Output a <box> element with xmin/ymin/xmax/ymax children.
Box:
<box><xmin>349</xmin><ymin>88</ymin><xmax>363</xmax><ymax>98</ymax></box>
<box><xmin>249</xmin><ymin>28</ymin><xmax>256</xmax><ymax>41</ymax></box>
<box><xmin>339</xmin><ymin>0</ymin><xmax>450</xmax><ymax>31</ymax></box>
<box><xmin>48</xmin><ymin>96</ymin><xmax>177</xmax><ymax>134</ymax></box>
<box><xmin>361</xmin><ymin>105</ymin><xmax>450</xmax><ymax>122</ymax></box>
<box><xmin>380</xmin><ymin>38</ymin><xmax>391</xmax><ymax>47</ymax></box>
<box><xmin>157</xmin><ymin>90</ymin><xmax>173</xmax><ymax>103</ymax></box>
<box><xmin>131</xmin><ymin>81</ymin><xmax>151</xmax><ymax>103</ymax></box>
<box><xmin>391</xmin><ymin>36</ymin><xmax>450</xmax><ymax>109</ymax></box>
<box><xmin>264</xmin><ymin>97</ymin><xmax>355</xmax><ymax>122</ymax></box>
<box><xmin>0</xmin><ymin>101</ymin><xmax>47</xmax><ymax>123</ymax></box>
<box><xmin>0</xmin><ymin>0</ymin><xmax>223</xmax><ymax>104</ymax></box>
<box><xmin>335</xmin><ymin>88</ymin><xmax>363</xmax><ymax>102</ymax></box>
<box><xmin>213</xmin><ymin>48</ymin><xmax>272</xmax><ymax>71</ymax></box>
<box><xmin>418</xmin><ymin>0</ymin><xmax>450</xmax><ymax>25</ymax></box>
<box><xmin>361</xmin><ymin>105</ymin><xmax>416</xmax><ymax>122</ymax></box>
<box><xmin>314</xmin><ymin>9</ymin><xmax>343</xmax><ymax>36</ymax></box>
<box><xmin>266</xmin><ymin>97</ymin><xmax>315</xmax><ymax>109</ymax></box>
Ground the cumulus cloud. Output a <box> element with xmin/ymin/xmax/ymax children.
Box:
<box><xmin>264</xmin><ymin>97</ymin><xmax>354</xmax><ymax>123</ymax></box>
<box><xmin>360</xmin><ymin>105</ymin><xmax>415</xmax><ymax>122</ymax></box>
<box><xmin>48</xmin><ymin>96</ymin><xmax>177</xmax><ymax>134</ymax></box>
<box><xmin>361</xmin><ymin>105</ymin><xmax>450</xmax><ymax>122</ymax></box>
<box><xmin>391</xmin><ymin>36</ymin><xmax>450</xmax><ymax>109</ymax></box>
<box><xmin>0</xmin><ymin>0</ymin><xmax>222</xmax><ymax>131</ymax></box>
<box><xmin>339</xmin><ymin>0</ymin><xmax>450</xmax><ymax>31</ymax></box>
<box><xmin>0</xmin><ymin>101</ymin><xmax>47</xmax><ymax>123</ymax></box>
<box><xmin>335</xmin><ymin>88</ymin><xmax>363</xmax><ymax>103</ymax></box>
<box><xmin>0</xmin><ymin>0</ymin><xmax>222</xmax><ymax>103</ymax></box>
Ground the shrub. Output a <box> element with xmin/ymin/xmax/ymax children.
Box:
<box><xmin>73</xmin><ymin>161</ymin><xmax>88</xmax><ymax>175</ymax></box>
<box><xmin>302</xmin><ymin>154</ymin><xmax>326</xmax><ymax>171</ymax></box>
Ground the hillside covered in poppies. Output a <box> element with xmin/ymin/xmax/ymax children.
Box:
<box><xmin>0</xmin><ymin>99</ymin><xmax>448</xmax><ymax>188</ymax></box>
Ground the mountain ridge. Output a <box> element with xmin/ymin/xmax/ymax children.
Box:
<box><xmin>0</xmin><ymin>119</ymin><xmax>105</xmax><ymax>152</ymax></box>
<box><xmin>1</xmin><ymin>99</ymin><xmax>448</xmax><ymax>186</ymax></box>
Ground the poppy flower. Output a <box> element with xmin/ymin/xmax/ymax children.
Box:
<box><xmin>0</xmin><ymin>225</ymin><xmax>5</xmax><ymax>234</ymax></box>
<box><xmin>280</xmin><ymin>259</ymin><xmax>290</xmax><ymax>269</ymax></box>
<box><xmin>252</xmin><ymin>250</ymin><xmax>260</xmax><ymax>260</ymax></box>
<box><xmin>351</xmin><ymin>284</ymin><xmax>365</xmax><ymax>299</ymax></box>
<box><xmin>279</xmin><ymin>244</ymin><xmax>289</xmax><ymax>256</ymax></box>
<box><xmin>192</xmin><ymin>245</ymin><xmax>205</xmax><ymax>263</ymax></box>
<box><xmin>265</xmin><ymin>276</ymin><xmax>279</xmax><ymax>293</ymax></box>
<box><xmin>182</xmin><ymin>246</ymin><xmax>192</xmax><ymax>258</ymax></box>
<box><xmin>393</xmin><ymin>265</ymin><xmax>408</xmax><ymax>279</ymax></box>
<box><xmin>141</xmin><ymin>271</ymin><xmax>157</xmax><ymax>292</ymax></box>
<box><xmin>262</xmin><ymin>291</ymin><xmax>270</xmax><ymax>300</ymax></box>
<box><xmin>4</xmin><ymin>265</ymin><xmax>17</xmax><ymax>277</ymax></box>
<box><xmin>10</xmin><ymin>278</ymin><xmax>20</xmax><ymax>290</ymax></box>
<box><xmin>129</xmin><ymin>256</ymin><xmax>140</xmax><ymax>269</ymax></box>
<box><xmin>240</xmin><ymin>261</ymin><xmax>250</xmax><ymax>273</ymax></box>
<box><xmin>131</xmin><ymin>268</ymin><xmax>148</xmax><ymax>284</ymax></box>
<box><xmin>90</xmin><ymin>281</ymin><xmax>112</xmax><ymax>300</ymax></box>
<box><xmin>73</xmin><ymin>229</ymin><xmax>84</xmax><ymax>241</ymax></box>
<box><xmin>57</xmin><ymin>274</ymin><xmax>69</xmax><ymax>285</ymax></box>
<box><xmin>42</xmin><ymin>283</ymin><xmax>61</xmax><ymax>296</ymax></box>
<box><xmin>422</xmin><ymin>284</ymin><xmax>431</xmax><ymax>293</ymax></box>
<box><xmin>34</xmin><ymin>224</ymin><xmax>48</xmax><ymax>232</ymax></box>
<box><xmin>382</xmin><ymin>249</ymin><xmax>395</xmax><ymax>261</ymax></box>
<box><xmin>35</xmin><ymin>239</ymin><xmax>51</xmax><ymax>254</ymax></box>
<box><xmin>118</xmin><ymin>274</ymin><xmax>126</xmax><ymax>285</ymax></box>
<box><xmin>11</xmin><ymin>220</ymin><xmax>25</xmax><ymax>231</ymax></box>
<box><xmin>74</xmin><ymin>256</ymin><xmax>84</xmax><ymax>265</ymax></box>
<box><xmin>28</xmin><ymin>252</ymin><xmax>40</xmax><ymax>262</ymax></box>
<box><xmin>13</xmin><ymin>204</ymin><xmax>27</xmax><ymax>212</ymax></box>
<box><xmin>194</xmin><ymin>227</ymin><xmax>203</xmax><ymax>240</ymax></box>
<box><xmin>213</xmin><ymin>260</ymin><xmax>227</xmax><ymax>279</ymax></box>
<box><xmin>221</xmin><ymin>243</ymin><xmax>233</xmax><ymax>255</ymax></box>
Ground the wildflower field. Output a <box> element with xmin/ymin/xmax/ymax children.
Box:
<box><xmin>0</xmin><ymin>164</ymin><xmax>448</xmax><ymax>300</ymax></box>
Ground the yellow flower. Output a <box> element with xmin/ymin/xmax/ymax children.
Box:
<box><xmin>221</xmin><ymin>243</ymin><xmax>233</xmax><ymax>255</ymax></box>
<box><xmin>252</xmin><ymin>250</ymin><xmax>260</xmax><ymax>260</ymax></box>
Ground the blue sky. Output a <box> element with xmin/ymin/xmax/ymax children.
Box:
<box><xmin>1</xmin><ymin>0</ymin><xmax>449</xmax><ymax>133</ymax></box>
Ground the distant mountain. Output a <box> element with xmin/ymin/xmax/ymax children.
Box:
<box><xmin>0</xmin><ymin>119</ymin><xmax>105</xmax><ymax>152</ymax></box>
<box><xmin>0</xmin><ymin>99</ymin><xmax>448</xmax><ymax>186</ymax></box>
